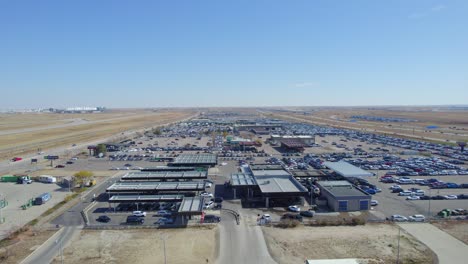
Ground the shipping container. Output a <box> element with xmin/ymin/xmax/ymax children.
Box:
<box><xmin>34</xmin><ymin>192</ymin><xmax>51</xmax><ymax>205</ymax></box>
<box><xmin>1</xmin><ymin>175</ymin><xmax>18</xmax><ymax>182</ymax></box>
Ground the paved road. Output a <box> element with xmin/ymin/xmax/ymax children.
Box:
<box><xmin>217</xmin><ymin>203</ymin><xmax>276</xmax><ymax>264</ymax></box>
<box><xmin>398</xmin><ymin>223</ymin><xmax>468</xmax><ymax>264</ymax></box>
<box><xmin>21</xmin><ymin>176</ymin><xmax>117</xmax><ymax>264</ymax></box>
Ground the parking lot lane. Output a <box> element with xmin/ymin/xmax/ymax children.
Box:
<box><xmin>398</xmin><ymin>223</ymin><xmax>468</xmax><ymax>264</ymax></box>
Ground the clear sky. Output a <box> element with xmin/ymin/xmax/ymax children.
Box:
<box><xmin>1</xmin><ymin>1</ymin><xmax>467</xmax><ymax>108</ymax></box>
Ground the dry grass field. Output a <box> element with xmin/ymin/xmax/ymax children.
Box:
<box><xmin>432</xmin><ymin>221</ymin><xmax>468</xmax><ymax>245</ymax></box>
<box><xmin>265</xmin><ymin>107</ymin><xmax>468</xmax><ymax>143</ymax></box>
<box><xmin>0</xmin><ymin>110</ymin><xmax>195</xmax><ymax>160</ymax></box>
<box><xmin>51</xmin><ymin>228</ymin><xmax>218</xmax><ymax>264</ymax></box>
<box><xmin>263</xmin><ymin>224</ymin><xmax>435</xmax><ymax>264</ymax></box>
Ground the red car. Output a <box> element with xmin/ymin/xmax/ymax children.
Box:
<box><xmin>11</xmin><ymin>157</ymin><xmax>22</xmax><ymax>162</ymax></box>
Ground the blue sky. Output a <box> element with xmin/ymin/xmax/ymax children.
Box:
<box><xmin>1</xmin><ymin>1</ymin><xmax>467</xmax><ymax>108</ymax></box>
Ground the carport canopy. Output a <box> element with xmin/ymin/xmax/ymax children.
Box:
<box><xmin>323</xmin><ymin>161</ymin><xmax>374</xmax><ymax>177</ymax></box>
<box><xmin>108</xmin><ymin>194</ymin><xmax>184</xmax><ymax>203</ymax></box>
<box><xmin>178</xmin><ymin>196</ymin><xmax>203</xmax><ymax>215</ymax></box>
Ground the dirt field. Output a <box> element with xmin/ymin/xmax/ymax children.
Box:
<box><xmin>266</xmin><ymin>107</ymin><xmax>468</xmax><ymax>143</ymax></box>
<box><xmin>432</xmin><ymin>221</ymin><xmax>468</xmax><ymax>245</ymax></box>
<box><xmin>262</xmin><ymin>224</ymin><xmax>435</xmax><ymax>264</ymax></box>
<box><xmin>0</xmin><ymin>110</ymin><xmax>195</xmax><ymax>160</ymax></box>
<box><xmin>0</xmin><ymin>228</ymin><xmax>56</xmax><ymax>264</ymax></box>
<box><xmin>52</xmin><ymin>227</ymin><xmax>218</xmax><ymax>264</ymax></box>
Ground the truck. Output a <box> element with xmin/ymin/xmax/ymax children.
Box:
<box><xmin>17</xmin><ymin>176</ymin><xmax>33</xmax><ymax>184</ymax></box>
<box><xmin>34</xmin><ymin>193</ymin><xmax>51</xmax><ymax>205</ymax></box>
<box><xmin>1</xmin><ymin>175</ymin><xmax>18</xmax><ymax>182</ymax></box>
<box><xmin>38</xmin><ymin>175</ymin><xmax>57</xmax><ymax>183</ymax></box>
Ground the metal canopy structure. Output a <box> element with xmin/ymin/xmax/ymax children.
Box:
<box><xmin>170</xmin><ymin>154</ymin><xmax>217</xmax><ymax>166</ymax></box>
<box><xmin>106</xmin><ymin>181</ymin><xmax>206</xmax><ymax>193</ymax></box>
<box><xmin>121</xmin><ymin>171</ymin><xmax>208</xmax><ymax>181</ymax></box>
<box><xmin>140</xmin><ymin>166</ymin><xmax>197</xmax><ymax>172</ymax></box>
<box><xmin>324</xmin><ymin>161</ymin><xmax>374</xmax><ymax>177</ymax></box>
<box><xmin>178</xmin><ymin>196</ymin><xmax>203</xmax><ymax>214</ymax></box>
<box><xmin>108</xmin><ymin>194</ymin><xmax>184</xmax><ymax>203</ymax></box>
<box><xmin>231</xmin><ymin>173</ymin><xmax>257</xmax><ymax>186</ymax></box>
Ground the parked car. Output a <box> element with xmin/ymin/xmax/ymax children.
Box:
<box><xmin>399</xmin><ymin>191</ymin><xmax>414</xmax><ymax>196</ymax></box>
<box><xmin>97</xmin><ymin>215</ymin><xmax>111</xmax><ymax>223</ymax></box>
<box><xmin>204</xmin><ymin>201</ymin><xmax>215</xmax><ymax>209</ymax></box>
<box><xmin>156</xmin><ymin>210</ymin><xmax>172</xmax><ymax>217</ymax></box>
<box><xmin>260</xmin><ymin>214</ymin><xmax>271</xmax><ymax>223</ymax></box>
<box><xmin>200</xmin><ymin>192</ymin><xmax>214</xmax><ymax>198</ymax></box>
<box><xmin>66</xmin><ymin>161</ymin><xmax>74</xmax><ymax>164</ymax></box>
<box><xmin>391</xmin><ymin>215</ymin><xmax>408</xmax><ymax>222</ymax></box>
<box><xmin>204</xmin><ymin>215</ymin><xmax>221</xmax><ymax>223</ymax></box>
<box><xmin>281</xmin><ymin>213</ymin><xmax>303</xmax><ymax>222</ymax></box>
<box><xmin>408</xmin><ymin>214</ymin><xmax>426</xmax><ymax>222</ymax></box>
<box><xmin>288</xmin><ymin>205</ymin><xmax>301</xmax><ymax>212</ymax></box>
<box><xmin>132</xmin><ymin>211</ymin><xmax>147</xmax><ymax>217</ymax></box>
<box><xmin>444</xmin><ymin>195</ymin><xmax>458</xmax><ymax>200</ymax></box>
<box><xmin>406</xmin><ymin>196</ymin><xmax>420</xmax><ymax>200</ymax></box>
<box><xmin>213</xmin><ymin>197</ymin><xmax>224</xmax><ymax>203</ymax></box>
<box><xmin>370</xmin><ymin>200</ymin><xmax>379</xmax><ymax>206</ymax></box>
<box><xmin>126</xmin><ymin>215</ymin><xmax>144</xmax><ymax>224</ymax></box>
<box><xmin>156</xmin><ymin>218</ymin><xmax>174</xmax><ymax>225</ymax></box>
<box><xmin>55</xmin><ymin>165</ymin><xmax>65</xmax><ymax>168</ymax></box>
<box><xmin>300</xmin><ymin>210</ymin><xmax>315</xmax><ymax>217</ymax></box>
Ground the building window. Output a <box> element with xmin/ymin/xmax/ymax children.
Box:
<box><xmin>338</xmin><ymin>200</ymin><xmax>348</xmax><ymax>211</ymax></box>
<box><xmin>359</xmin><ymin>200</ymin><xmax>369</xmax><ymax>210</ymax></box>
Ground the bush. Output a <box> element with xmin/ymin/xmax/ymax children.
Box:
<box><xmin>275</xmin><ymin>219</ymin><xmax>300</xmax><ymax>228</ymax></box>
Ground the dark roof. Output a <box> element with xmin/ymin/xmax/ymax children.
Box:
<box><xmin>280</xmin><ymin>139</ymin><xmax>308</xmax><ymax>148</ymax></box>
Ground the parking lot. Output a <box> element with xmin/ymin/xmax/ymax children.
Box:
<box><xmin>0</xmin><ymin>181</ymin><xmax>70</xmax><ymax>239</ymax></box>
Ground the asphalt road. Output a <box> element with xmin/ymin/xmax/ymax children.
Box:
<box><xmin>398</xmin><ymin>223</ymin><xmax>468</xmax><ymax>264</ymax></box>
<box><xmin>217</xmin><ymin>202</ymin><xmax>276</xmax><ymax>264</ymax></box>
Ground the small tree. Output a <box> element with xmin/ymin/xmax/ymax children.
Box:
<box><xmin>96</xmin><ymin>144</ymin><xmax>107</xmax><ymax>157</ymax></box>
<box><xmin>73</xmin><ymin>171</ymin><xmax>94</xmax><ymax>186</ymax></box>
<box><xmin>153</xmin><ymin>128</ymin><xmax>162</xmax><ymax>136</ymax></box>
<box><xmin>222</xmin><ymin>131</ymin><xmax>228</xmax><ymax>138</ymax></box>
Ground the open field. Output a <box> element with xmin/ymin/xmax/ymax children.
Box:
<box><xmin>51</xmin><ymin>228</ymin><xmax>217</xmax><ymax>264</ymax></box>
<box><xmin>432</xmin><ymin>221</ymin><xmax>468</xmax><ymax>244</ymax></box>
<box><xmin>0</xmin><ymin>228</ymin><xmax>56</xmax><ymax>264</ymax></box>
<box><xmin>263</xmin><ymin>224</ymin><xmax>435</xmax><ymax>264</ymax></box>
<box><xmin>264</xmin><ymin>107</ymin><xmax>468</xmax><ymax>143</ymax></box>
<box><xmin>0</xmin><ymin>110</ymin><xmax>195</xmax><ymax>160</ymax></box>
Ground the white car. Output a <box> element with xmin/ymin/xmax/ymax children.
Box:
<box><xmin>200</xmin><ymin>192</ymin><xmax>213</xmax><ymax>198</ymax></box>
<box><xmin>390</xmin><ymin>185</ymin><xmax>401</xmax><ymax>190</ymax></box>
<box><xmin>156</xmin><ymin>210</ymin><xmax>171</xmax><ymax>216</ymax></box>
<box><xmin>204</xmin><ymin>201</ymin><xmax>215</xmax><ymax>209</ymax></box>
<box><xmin>370</xmin><ymin>200</ymin><xmax>379</xmax><ymax>206</ymax></box>
<box><xmin>260</xmin><ymin>214</ymin><xmax>271</xmax><ymax>223</ymax></box>
<box><xmin>406</xmin><ymin>196</ymin><xmax>420</xmax><ymax>200</ymax></box>
<box><xmin>399</xmin><ymin>191</ymin><xmax>414</xmax><ymax>196</ymax></box>
<box><xmin>408</xmin><ymin>214</ymin><xmax>426</xmax><ymax>222</ymax></box>
<box><xmin>205</xmin><ymin>182</ymin><xmax>213</xmax><ymax>188</ymax></box>
<box><xmin>391</xmin><ymin>215</ymin><xmax>408</xmax><ymax>222</ymax></box>
<box><xmin>288</xmin><ymin>205</ymin><xmax>301</xmax><ymax>212</ymax></box>
<box><xmin>132</xmin><ymin>211</ymin><xmax>146</xmax><ymax>217</ymax></box>
<box><xmin>444</xmin><ymin>195</ymin><xmax>458</xmax><ymax>200</ymax></box>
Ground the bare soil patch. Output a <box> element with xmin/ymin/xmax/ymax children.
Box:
<box><xmin>432</xmin><ymin>221</ymin><xmax>468</xmax><ymax>245</ymax></box>
<box><xmin>262</xmin><ymin>224</ymin><xmax>434</xmax><ymax>264</ymax></box>
<box><xmin>52</xmin><ymin>227</ymin><xmax>218</xmax><ymax>264</ymax></box>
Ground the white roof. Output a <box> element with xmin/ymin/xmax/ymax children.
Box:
<box><xmin>323</xmin><ymin>161</ymin><xmax>373</xmax><ymax>177</ymax></box>
<box><xmin>306</xmin><ymin>259</ymin><xmax>360</xmax><ymax>264</ymax></box>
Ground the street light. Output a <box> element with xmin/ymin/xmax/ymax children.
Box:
<box><xmin>161</xmin><ymin>234</ymin><xmax>168</xmax><ymax>264</ymax></box>
<box><xmin>55</xmin><ymin>238</ymin><xmax>64</xmax><ymax>264</ymax></box>
<box><xmin>396</xmin><ymin>227</ymin><xmax>401</xmax><ymax>264</ymax></box>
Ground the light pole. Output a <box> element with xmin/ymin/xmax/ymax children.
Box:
<box><xmin>161</xmin><ymin>234</ymin><xmax>168</xmax><ymax>264</ymax></box>
<box><xmin>427</xmin><ymin>189</ymin><xmax>431</xmax><ymax>219</ymax></box>
<box><xmin>396</xmin><ymin>227</ymin><xmax>401</xmax><ymax>264</ymax></box>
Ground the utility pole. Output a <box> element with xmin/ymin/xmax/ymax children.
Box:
<box><xmin>161</xmin><ymin>234</ymin><xmax>168</xmax><ymax>264</ymax></box>
<box><xmin>396</xmin><ymin>227</ymin><xmax>401</xmax><ymax>264</ymax></box>
<box><xmin>55</xmin><ymin>238</ymin><xmax>64</xmax><ymax>264</ymax></box>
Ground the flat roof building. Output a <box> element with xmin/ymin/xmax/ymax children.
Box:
<box><xmin>317</xmin><ymin>181</ymin><xmax>371</xmax><ymax>212</ymax></box>
<box><xmin>106</xmin><ymin>181</ymin><xmax>206</xmax><ymax>194</ymax></box>
<box><xmin>230</xmin><ymin>169</ymin><xmax>307</xmax><ymax>207</ymax></box>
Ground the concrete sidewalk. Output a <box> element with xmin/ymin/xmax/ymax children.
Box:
<box><xmin>398</xmin><ymin>223</ymin><xmax>468</xmax><ymax>264</ymax></box>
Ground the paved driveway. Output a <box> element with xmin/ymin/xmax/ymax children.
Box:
<box><xmin>398</xmin><ymin>223</ymin><xmax>468</xmax><ymax>264</ymax></box>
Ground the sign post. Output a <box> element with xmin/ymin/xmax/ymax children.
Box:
<box><xmin>44</xmin><ymin>155</ymin><xmax>59</xmax><ymax>167</ymax></box>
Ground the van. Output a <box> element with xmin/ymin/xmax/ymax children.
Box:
<box><xmin>126</xmin><ymin>216</ymin><xmax>144</xmax><ymax>224</ymax></box>
<box><xmin>38</xmin><ymin>175</ymin><xmax>57</xmax><ymax>183</ymax></box>
<box><xmin>34</xmin><ymin>193</ymin><xmax>51</xmax><ymax>205</ymax></box>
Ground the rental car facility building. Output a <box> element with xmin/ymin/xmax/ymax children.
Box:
<box><xmin>316</xmin><ymin>181</ymin><xmax>371</xmax><ymax>212</ymax></box>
